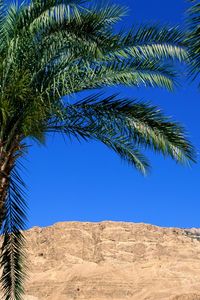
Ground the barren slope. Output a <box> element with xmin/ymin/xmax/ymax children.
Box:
<box><xmin>21</xmin><ymin>222</ymin><xmax>200</xmax><ymax>300</ymax></box>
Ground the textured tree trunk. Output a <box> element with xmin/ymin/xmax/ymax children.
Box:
<box><xmin>0</xmin><ymin>145</ymin><xmax>16</xmax><ymax>227</ymax></box>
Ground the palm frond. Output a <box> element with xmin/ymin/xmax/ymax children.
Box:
<box><xmin>48</xmin><ymin>94</ymin><xmax>195</xmax><ymax>169</ymax></box>
<box><xmin>16</xmin><ymin>0</ymin><xmax>87</xmax><ymax>33</ymax></box>
<box><xmin>107</xmin><ymin>25</ymin><xmax>187</xmax><ymax>62</ymax></box>
<box><xmin>43</xmin><ymin>59</ymin><xmax>176</xmax><ymax>99</ymax></box>
<box><xmin>92</xmin><ymin>3</ymin><xmax>128</xmax><ymax>26</ymax></box>
<box><xmin>185</xmin><ymin>0</ymin><xmax>200</xmax><ymax>85</ymax></box>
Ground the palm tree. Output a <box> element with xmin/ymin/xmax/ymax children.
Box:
<box><xmin>185</xmin><ymin>0</ymin><xmax>200</xmax><ymax>86</ymax></box>
<box><xmin>0</xmin><ymin>0</ymin><xmax>195</xmax><ymax>299</ymax></box>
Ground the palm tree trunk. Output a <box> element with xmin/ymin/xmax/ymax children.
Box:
<box><xmin>0</xmin><ymin>146</ymin><xmax>15</xmax><ymax>227</ymax></box>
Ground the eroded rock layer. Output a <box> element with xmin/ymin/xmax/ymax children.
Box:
<box><xmin>21</xmin><ymin>222</ymin><xmax>200</xmax><ymax>300</ymax></box>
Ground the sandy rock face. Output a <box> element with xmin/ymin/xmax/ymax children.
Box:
<box><xmin>172</xmin><ymin>296</ymin><xmax>200</xmax><ymax>300</ymax></box>
<box><xmin>22</xmin><ymin>222</ymin><xmax>200</xmax><ymax>300</ymax></box>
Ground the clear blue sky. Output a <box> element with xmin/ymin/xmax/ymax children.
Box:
<box><xmin>25</xmin><ymin>0</ymin><xmax>200</xmax><ymax>229</ymax></box>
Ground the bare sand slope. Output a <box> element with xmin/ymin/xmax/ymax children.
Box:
<box><xmin>22</xmin><ymin>222</ymin><xmax>200</xmax><ymax>300</ymax></box>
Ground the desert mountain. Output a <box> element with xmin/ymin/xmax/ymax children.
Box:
<box><xmin>21</xmin><ymin>221</ymin><xmax>200</xmax><ymax>300</ymax></box>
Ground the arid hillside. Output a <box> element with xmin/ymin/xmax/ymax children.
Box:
<box><xmin>21</xmin><ymin>222</ymin><xmax>200</xmax><ymax>300</ymax></box>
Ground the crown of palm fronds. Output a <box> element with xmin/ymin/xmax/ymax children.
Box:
<box><xmin>0</xmin><ymin>0</ymin><xmax>195</xmax><ymax>299</ymax></box>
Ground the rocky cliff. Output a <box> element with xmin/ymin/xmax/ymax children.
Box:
<box><xmin>21</xmin><ymin>222</ymin><xmax>200</xmax><ymax>300</ymax></box>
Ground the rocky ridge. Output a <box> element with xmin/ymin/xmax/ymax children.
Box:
<box><xmin>19</xmin><ymin>221</ymin><xmax>200</xmax><ymax>300</ymax></box>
